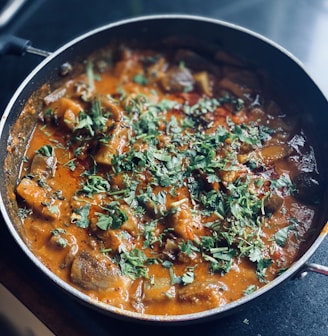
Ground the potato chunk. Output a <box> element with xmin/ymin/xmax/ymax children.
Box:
<box><xmin>258</xmin><ymin>144</ymin><xmax>290</xmax><ymax>165</ymax></box>
<box><xmin>94</xmin><ymin>123</ymin><xmax>130</xmax><ymax>165</ymax></box>
<box><xmin>170</xmin><ymin>203</ymin><xmax>203</xmax><ymax>241</ymax></box>
<box><xmin>16</xmin><ymin>178</ymin><xmax>60</xmax><ymax>219</ymax></box>
<box><xmin>143</xmin><ymin>277</ymin><xmax>176</xmax><ymax>303</ymax></box>
<box><xmin>50</xmin><ymin>97</ymin><xmax>84</xmax><ymax>130</ymax></box>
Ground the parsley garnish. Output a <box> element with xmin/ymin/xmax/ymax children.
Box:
<box><xmin>116</xmin><ymin>248</ymin><xmax>149</xmax><ymax>280</ymax></box>
<box><xmin>79</xmin><ymin>175</ymin><xmax>110</xmax><ymax>196</ymax></box>
<box><xmin>256</xmin><ymin>258</ymin><xmax>273</xmax><ymax>282</ymax></box>
<box><xmin>71</xmin><ymin>204</ymin><xmax>90</xmax><ymax>228</ymax></box>
<box><xmin>133</xmin><ymin>73</ymin><xmax>149</xmax><ymax>85</ymax></box>
<box><xmin>96</xmin><ymin>202</ymin><xmax>128</xmax><ymax>230</ymax></box>
<box><xmin>274</xmin><ymin>225</ymin><xmax>293</xmax><ymax>247</ymax></box>
<box><xmin>36</xmin><ymin>144</ymin><xmax>54</xmax><ymax>157</ymax></box>
<box><xmin>244</xmin><ymin>284</ymin><xmax>258</xmax><ymax>296</ymax></box>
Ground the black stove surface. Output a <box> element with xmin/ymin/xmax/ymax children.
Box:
<box><xmin>0</xmin><ymin>1</ymin><xmax>327</xmax><ymax>335</ymax></box>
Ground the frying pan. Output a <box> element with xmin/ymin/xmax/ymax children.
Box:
<box><xmin>0</xmin><ymin>15</ymin><xmax>328</xmax><ymax>325</ymax></box>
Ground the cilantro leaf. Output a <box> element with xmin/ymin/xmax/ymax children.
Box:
<box><xmin>36</xmin><ymin>144</ymin><xmax>54</xmax><ymax>157</ymax></box>
<box><xmin>97</xmin><ymin>202</ymin><xmax>128</xmax><ymax>230</ymax></box>
<box><xmin>274</xmin><ymin>225</ymin><xmax>293</xmax><ymax>247</ymax></box>
<box><xmin>79</xmin><ymin>175</ymin><xmax>110</xmax><ymax>196</ymax></box>
<box><xmin>116</xmin><ymin>248</ymin><xmax>149</xmax><ymax>280</ymax></box>
<box><xmin>256</xmin><ymin>258</ymin><xmax>273</xmax><ymax>282</ymax></box>
<box><xmin>71</xmin><ymin>204</ymin><xmax>90</xmax><ymax>228</ymax></box>
<box><xmin>133</xmin><ymin>73</ymin><xmax>149</xmax><ymax>85</ymax></box>
<box><xmin>181</xmin><ymin>267</ymin><xmax>195</xmax><ymax>285</ymax></box>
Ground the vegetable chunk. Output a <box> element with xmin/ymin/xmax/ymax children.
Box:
<box><xmin>16</xmin><ymin>178</ymin><xmax>60</xmax><ymax>219</ymax></box>
<box><xmin>70</xmin><ymin>251</ymin><xmax>131</xmax><ymax>291</ymax></box>
<box><xmin>13</xmin><ymin>43</ymin><xmax>320</xmax><ymax>316</ymax></box>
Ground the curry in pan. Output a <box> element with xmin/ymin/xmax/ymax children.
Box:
<box><xmin>11</xmin><ymin>44</ymin><xmax>321</xmax><ymax>315</ymax></box>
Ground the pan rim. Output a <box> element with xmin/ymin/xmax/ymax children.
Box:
<box><xmin>0</xmin><ymin>14</ymin><xmax>327</xmax><ymax>324</ymax></box>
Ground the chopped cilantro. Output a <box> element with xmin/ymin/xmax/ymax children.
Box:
<box><xmin>181</xmin><ymin>267</ymin><xmax>196</xmax><ymax>285</ymax></box>
<box><xmin>96</xmin><ymin>202</ymin><xmax>128</xmax><ymax>230</ymax></box>
<box><xmin>36</xmin><ymin>144</ymin><xmax>54</xmax><ymax>157</ymax></box>
<box><xmin>274</xmin><ymin>225</ymin><xmax>293</xmax><ymax>247</ymax></box>
<box><xmin>79</xmin><ymin>175</ymin><xmax>110</xmax><ymax>196</ymax></box>
<box><xmin>244</xmin><ymin>284</ymin><xmax>258</xmax><ymax>296</ymax></box>
<box><xmin>116</xmin><ymin>248</ymin><xmax>149</xmax><ymax>280</ymax></box>
<box><xmin>71</xmin><ymin>204</ymin><xmax>90</xmax><ymax>228</ymax></box>
<box><xmin>133</xmin><ymin>73</ymin><xmax>149</xmax><ymax>85</ymax></box>
<box><xmin>256</xmin><ymin>258</ymin><xmax>273</xmax><ymax>282</ymax></box>
<box><xmin>18</xmin><ymin>207</ymin><xmax>33</xmax><ymax>219</ymax></box>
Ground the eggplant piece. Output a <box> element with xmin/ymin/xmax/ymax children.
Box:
<box><xmin>70</xmin><ymin>251</ymin><xmax>112</xmax><ymax>290</ymax></box>
<box><xmin>46</xmin><ymin>97</ymin><xmax>84</xmax><ymax>130</ymax></box>
<box><xmin>30</xmin><ymin>153</ymin><xmax>57</xmax><ymax>178</ymax></box>
<box><xmin>219</xmin><ymin>69</ymin><xmax>260</xmax><ymax>101</ymax></box>
<box><xmin>293</xmin><ymin>172</ymin><xmax>323</xmax><ymax>205</ymax></box>
<box><xmin>94</xmin><ymin>122</ymin><xmax>130</xmax><ymax>165</ymax></box>
<box><xmin>264</xmin><ymin>192</ymin><xmax>284</xmax><ymax>214</ymax></box>
<box><xmin>159</xmin><ymin>66</ymin><xmax>194</xmax><ymax>92</ymax></box>
<box><xmin>178</xmin><ymin>279</ymin><xmax>227</xmax><ymax>307</ymax></box>
<box><xmin>174</xmin><ymin>49</ymin><xmax>221</xmax><ymax>76</ymax></box>
<box><xmin>70</xmin><ymin>251</ymin><xmax>130</xmax><ymax>291</ymax></box>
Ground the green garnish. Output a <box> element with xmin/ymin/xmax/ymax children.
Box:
<box><xmin>115</xmin><ymin>248</ymin><xmax>149</xmax><ymax>280</ymax></box>
<box><xmin>96</xmin><ymin>202</ymin><xmax>128</xmax><ymax>230</ymax></box>
<box><xmin>133</xmin><ymin>73</ymin><xmax>149</xmax><ymax>85</ymax></box>
<box><xmin>274</xmin><ymin>225</ymin><xmax>293</xmax><ymax>247</ymax></box>
<box><xmin>36</xmin><ymin>144</ymin><xmax>54</xmax><ymax>157</ymax></box>
<box><xmin>71</xmin><ymin>204</ymin><xmax>90</xmax><ymax>228</ymax></box>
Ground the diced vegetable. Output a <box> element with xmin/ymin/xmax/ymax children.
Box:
<box><xmin>16</xmin><ymin>178</ymin><xmax>60</xmax><ymax>219</ymax></box>
<box><xmin>14</xmin><ymin>43</ymin><xmax>320</xmax><ymax>316</ymax></box>
<box><xmin>258</xmin><ymin>144</ymin><xmax>290</xmax><ymax>165</ymax></box>
<box><xmin>159</xmin><ymin>66</ymin><xmax>194</xmax><ymax>92</ymax></box>
<box><xmin>70</xmin><ymin>251</ymin><xmax>131</xmax><ymax>291</ymax></box>
<box><xmin>143</xmin><ymin>277</ymin><xmax>176</xmax><ymax>302</ymax></box>
<box><xmin>94</xmin><ymin>123</ymin><xmax>130</xmax><ymax>165</ymax></box>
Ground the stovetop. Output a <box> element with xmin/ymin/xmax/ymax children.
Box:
<box><xmin>0</xmin><ymin>1</ymin><xmax>327</xmax><ymax>335</ymax></box>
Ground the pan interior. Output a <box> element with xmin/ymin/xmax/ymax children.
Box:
<box><xmin>1</xmin><ymin>15</ymin><xmax>328</xmax><ymax>323</ymax></box>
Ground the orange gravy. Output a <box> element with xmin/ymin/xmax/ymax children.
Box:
<box><xmin>14</xmin><ymin>45</ymin><xmax>321</xmax><ymax>315</ymax></box>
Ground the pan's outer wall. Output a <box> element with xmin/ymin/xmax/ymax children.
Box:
<box><xmin>0</xmin><ymin>15</ymin><xmax>327</xmax><ymax>324</ymax></box>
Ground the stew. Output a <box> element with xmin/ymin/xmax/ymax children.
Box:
<box><xmin>11</xmin><ymin>43</ymin><xmax>322</xmax><ymax>315</ymax></box>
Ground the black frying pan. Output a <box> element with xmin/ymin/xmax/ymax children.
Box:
<box><xmin>0</xmin><ymin>15</ymin><xmax>327</xmax><ymax>325</ymax></box>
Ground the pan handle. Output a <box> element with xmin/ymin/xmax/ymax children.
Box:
<box><xmin>0</xmin><ymin>0</ymin><xmax>28</xmax><ymax>29</ymax></box>
<box><xmin>0</xmin><ymin>34</ymin><xmax>51</xmax><ymax>57</ymax></box>
<box><xmin>297</xmin><ymin>263</ymin><xmax>328</xmax><ymax>279</ymax></box>
<box><xmin>0</xmin><ymin>1</ymin><xmax>51</xmax><ymax>58</ymax></box>
<box><xmin>0</xmin><ymin>34</ymin><xmax>30</xmax><ymax>56</ymax></box>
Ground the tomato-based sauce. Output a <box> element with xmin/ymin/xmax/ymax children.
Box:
<box><xmin>13</xmin><ymin>45</ymin><xmax>321</xmax><ymax>315</ymax></box>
